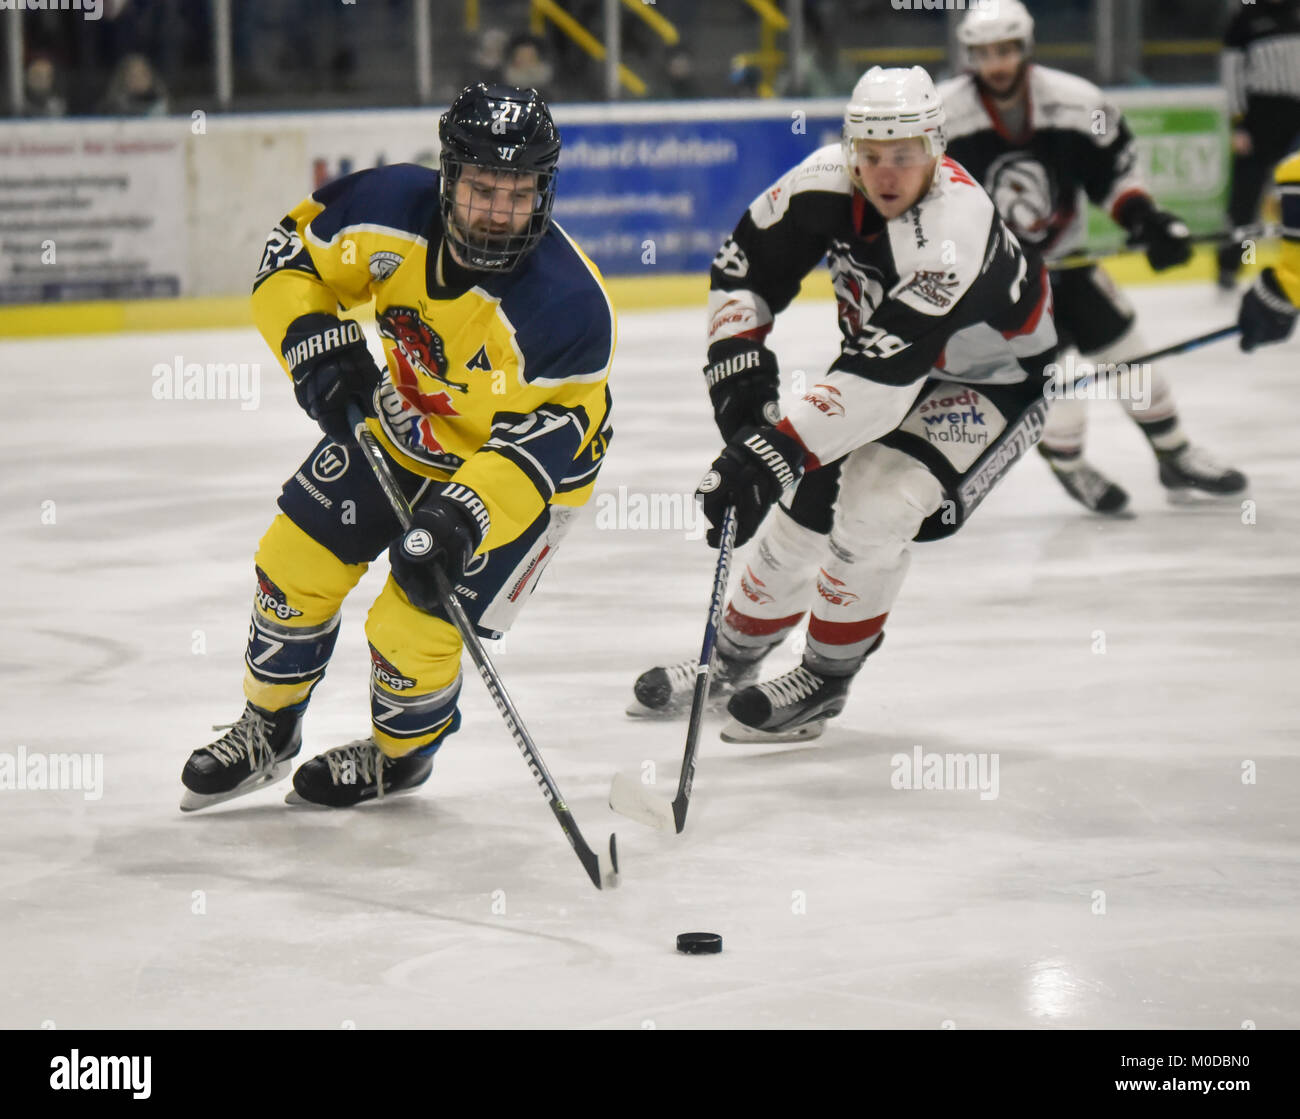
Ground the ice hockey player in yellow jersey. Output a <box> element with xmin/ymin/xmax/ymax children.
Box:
<box><xmin>180</xmin><ymin>83</ymin><xmax>615</xmax><ymax>809</ymax></box>
<box><xmin>1237</xmin><ymin>152</ymin><xmax>1300</xmax><ymax>351</ymax></box>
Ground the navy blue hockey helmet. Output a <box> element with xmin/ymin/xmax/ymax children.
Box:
<box><xmin>438</xmin><ymin>82</ymin><xmax>561</xmax><ymax>271</ymax></box>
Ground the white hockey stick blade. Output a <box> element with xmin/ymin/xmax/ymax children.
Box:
<box><xmin>608</xmin><ymin>770</ymin><xmax>677</xmax><ymax>832</ymax></box>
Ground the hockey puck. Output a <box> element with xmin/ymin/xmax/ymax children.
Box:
<box><xmin>676</xmin><ymin>932</ymin><xmax>722</xmax><ymax>955</ymax></box>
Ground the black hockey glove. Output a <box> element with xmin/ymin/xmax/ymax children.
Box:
<box><xmin>283</xmin><ymin>313</ymin><xmax>383</xmax><ymax>445</ymax></box>
<box><xmin>1119</xmin><ymin>197</ymin><xmax>1192</xmax><ymax>272</ymax></box>
<box><xmin>704</xmin><ymin>338</ymin><xmax>782</xmax><ymax>443</ymax></box>
<box><xmin>388</xmin><ymin>485</ymin><xmax>490</xmax><ymax>612</ymax></box>
<box><xmin>1238</xmin><ymin>267</ymin><xmax>1298</xmax><ymax>352</ymax></box>
<box><xmin>696</xmin><ymin>425</ymin><xmax>803</xmax><ymax>549</ymax></box>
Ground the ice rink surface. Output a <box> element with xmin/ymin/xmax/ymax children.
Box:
<box><xmin>2</xmin><ymin>282</ymin><xmax>1297</xmax><ymax>1029</ymax></box>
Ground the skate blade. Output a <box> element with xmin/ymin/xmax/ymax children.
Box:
<box><xmin>283</xmin><ymin>782</ymin><xmax>428</xmax><ymax>808</ymax></box>
<box><xmin>720</xmin><ymin>718</ymin><xmax>826</xmax><ymax>744</ymax></box>
<box><xmin>625</xmin><ymin>697</ymin><xmax>728</xmax><ymax>720</ymax></box>
<box><xmin>179</xmin><ymin>760</ymin><xmax>292</xmax><ymax>813</ymax></box>
<box><xmin>1163</xmin><ymin>487</ymin><xmax>1248</xmax><ymax>506</ymax></box>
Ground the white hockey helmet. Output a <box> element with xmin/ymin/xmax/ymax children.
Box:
<box><xmin>842</xmin><ymin>66</ymin><xmax>947</xmax><ymax>163</ymax></box>
<box><xmin>957</xmin><ymin>0</ymin><xmax>1035</xmax><ymax>56</ymax></box>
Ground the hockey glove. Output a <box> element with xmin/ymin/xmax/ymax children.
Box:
<box><xmin>1119</xmin><ymin>197</ymin><xmax>1192</xmax><ymax>272</ymax></box>
<box><xmin>704</xmin><ymin>338</ymin><xmax>782</xmax><ymax>443</ymax></box>
<box><xmin>388</xmin><ymin>485</ymin><xmax>490</xmax><ymax>612</ymax></box>
<box><xmin>696</xmin><ymin>425</ymin><xmax>804</xmax><ymax>549</ymax></box>
<box><xmin>1238</xmin><ymin>268</ymin><xmax>1298</xmax><ymax>352</ymax></box>
<box><xmin>284</xmin><ymin>314</ymin><xmax>383</xmax><ymax>445</ymax></box>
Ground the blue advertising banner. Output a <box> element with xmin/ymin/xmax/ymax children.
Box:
<box><xmin>551</xmin><ymin>113</ymin><xmax>843</xmax><ymax>276</ymax></box>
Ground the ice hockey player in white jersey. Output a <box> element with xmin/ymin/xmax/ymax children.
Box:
<box><xmin>631</xmin><ymin>66</ymin><xmax>1058</xmax><ymax>741</ymax></box>
<box><xmin>941</xmin><ymin>0</ymin><xmax>1246</xmax><ymax>514</ymax></box>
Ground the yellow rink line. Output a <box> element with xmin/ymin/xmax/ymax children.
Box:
<box><xmin>0</xmin><ymin>248</ymin><xmax>1273</xmax><ymax>339</ymax></box>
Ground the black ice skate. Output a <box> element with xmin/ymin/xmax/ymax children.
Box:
<box><xmin>286</xmin><ymin>738</ymin><xmax>434</xmax><ymax>808</ymax></box>
<box><xmin>1157</xmin><ymin>443</ymin><xmax>1247</xmax><ymax>501</ymax></box>
<box><xmin>721</xmin><ymin>665</ymin><xmax>852</xmax><ymax>743</ymax></box>
<box><xmin>628</xmin><ymin>651</ymin><xmax>762</xmax><ymax>719</ymax></box>
<box><xmin>180</xmin><ymin>702</ymin><xmax>304</xmax><ymax>812</ymax></box>
<box><xmin>1039</xmin><ymin>446</ymin><xmax>1130</xmax><ymax>514</ymax></box>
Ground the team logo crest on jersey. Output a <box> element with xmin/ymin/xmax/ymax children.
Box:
<box><xmin>985</xmin><ymin>152</ymin><xmax>1068</xmax><ymax>247</ymax></box>
<box><xmin>816</xmin><ymin>570</ymin><xmax>860</xmax><ymax>607</ymax></box>
<box><xmin>368</xmin><ymin>251</ymin><xmax>404</xmax><ymax>283</ymax></box>
<box><xmin>377</xmin><ymin>306</ymin><xmax>467</xmax><ymax>456</ymax></box>
<box><xmin>254</xmin><ymin>566</ymin><xmax>303</xmax><ymax>621</ymax></box>
<box><xmin>369</xmin><ymin>645</ymin><xmax>416</xmax><ymax>692</ymax></box>
<box><xmin>827</xmin><ymin>243</ymin><xmax>886</xmax><ymax>338</ymax></box>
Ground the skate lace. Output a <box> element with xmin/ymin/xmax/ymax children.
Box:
<box><xmin>324</xmin><ymin>739</ymin><xmax>386</xmax><ymax>797</ymax></box>
<box><xmin>757</xmin><ymin>666</ymin><xmax>822</xmax><ymax>710</ymax></box>
<box><xmin>666</xmin><ymin>660</ymin><xmax>698</xmax><ymax>692</ymax></box>
<box><xmin>206</xmin><ymin>709</ymin><xmax>274</xmax><ymax>773</ymax></box>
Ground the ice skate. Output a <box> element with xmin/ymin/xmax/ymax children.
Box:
<box><xmin>286</xmin><ymin>737</ymin><xmax>435</xmax><ymax>808</ymax></box>
<box><xmin>721</xmin><ymin>665</ymin><xmax>852</xmax><ymax>744</ymax></box>
<box><xmin>627</xmin><ymin>651</ymin><xmax>761</xmax><ymax>719</ymax></box>
<box><xmin>180</xmin><ymin>702</ymin><xmax>304</xmax><ymax>812</ymax></box>
<box><xmin>1157</xmin><ymin>443</ymin><xmax>1248</xmax><ymax>502</ymax></box>
<box><xmin>1039</xmin><ymin>446</ymin><xmax>1130</xmax><ymax>514</ymax></box>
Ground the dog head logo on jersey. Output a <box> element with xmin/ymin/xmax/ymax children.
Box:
<box><xmin>376</xmin><ymin>306</ymin><xmax>465</xmax><ymax>455</ymax></box>
<box><xmin>985</xmin><ymin>152</ymin><xmax>1069</xmax><ymax>247</ymax></box>
<box><xmin>827</xmin><ymin>243</ymin><xmax>886</xmax><ymax>339</ymax></box>
<box><xmin>254</xmin><ymin>566</ymin><xmax>303</xmax><ymax>621</ymax></box>
<box><xmin>369</xmin><ymin>644</ymin><xmax>416</xmax><ymax>692</ymax></box>
<box><xmin>377</xmin><ymin>306</ymin><xmax>469</xmax><ymax>396</ymax></box>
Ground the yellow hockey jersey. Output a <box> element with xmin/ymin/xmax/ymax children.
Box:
<box><xmin>250</xmin><ymin>163</ymin><xmax>615</xmax><ymax>553</ymax></box>
<box><xmin>1275</xmin><ymin>151</ymin><xmax>1300</xmax><ymax>309</ymax></box>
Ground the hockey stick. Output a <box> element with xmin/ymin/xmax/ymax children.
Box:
<box><xmin>1049</xmin><ymin>225</ymin><xmax>1280</xmax><ymax>271</ymax></box>
<box><xmin>608</xmin><ymin>505</ymin><xmax>738</xmax><ymax>833</ymax></box>
<box><xmin>346</xmin><ymin>402</ymin><xmax>619</xmax><ymax>890</ymax></box>
<box><xmin>1061</xmin><ymin>325</ymin><xmax>1240</xmax><ymax>398</ymax></box>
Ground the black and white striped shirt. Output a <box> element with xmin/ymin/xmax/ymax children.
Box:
<box><xmin>1222</xmin><ymin>0</ymin><xmax>1300</xmax><ymax>117</ymax></box>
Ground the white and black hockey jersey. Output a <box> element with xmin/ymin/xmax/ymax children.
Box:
<box><xmin>708</xmin><ymin>144</ymin><xmax>1056</xmax><ymax>467</ymax></box>
<box><xmin>938</xmin><ymin>65</ymin><xmax>1149</xmax><ymax>262</ymax></box>
<box><xmin>1222</xmin><ymin>0</ymin><xmax>1300</xmax><ymax>118</ymax></box>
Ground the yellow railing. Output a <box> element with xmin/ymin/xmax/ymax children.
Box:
<box><xmin>464</xmin><ymin>0</ymin><xmax>478</xmax><ymax>33</ymax></box>
<box><xmin>742</xmin><ymin>0</ymin><xmax>788</xmax><ymax>98</ymax></box>
<box><xmin>529</xmin><ymin>0</ymin><xmax>648</xmax><ymax>95</ymax></box>
<box><xmin>624</xmin><ymin>0</ymin><xmax>679</xmax><ymax>46</ymax></box>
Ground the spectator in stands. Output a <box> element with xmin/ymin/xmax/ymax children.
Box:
<box><xmin>101</xmin><ymin>52</ymin><xmax>169</xmax><ymax>116</ymax></box>
<box><xmin>502</xmin><ymin>33</ymin><xmax>555</xmax><ymax>98</ymax></box>
<box><xmin>474</xmin><ymin>27</ymin><xmax>510</xmax><ymax>87</ymax></box>
<box><xmin>22</xmin><ymin>56</ymin><xmax>67</xmax><ymax>118</ymax></box>
<box><xmin>665</xmin><ymin>47</ymin><xmax>698</xmax><ymax>99</ymax></box>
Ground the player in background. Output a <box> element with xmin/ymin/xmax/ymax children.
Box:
<box><xmin>942</xmin><ymin>1</ymin><xmax>1246</xmax><ymax>515</ymax></box>
<box><xmin>1237</xmin><ymin>151</ymin><xmax>1300</xmax><ymax>349</ymax></box>
<box><xmin>180</xmin><ymin>84</ymin><xmax>614</xmax><ymax>809</ymax></box>
<box><xmin>632</xmin><ymin>67</ymin><xmax>1058</xmax><ymax>741</ymax></box>
<box><xmin>1217</xmin><ymin>0</ymin><xmax>1300</xmax><ymax>291</ymax></box>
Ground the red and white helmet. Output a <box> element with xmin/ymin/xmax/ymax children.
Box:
<box><xmin>957</xmin><ymin>0</ymin><xmax>1035</xmax><ymax>59</ymax></box>
<box><xmin>842</xmin><ymin>65</ymin><xmax>946</xmax><ymax>161</ymax></box>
